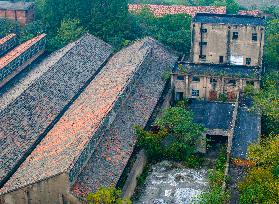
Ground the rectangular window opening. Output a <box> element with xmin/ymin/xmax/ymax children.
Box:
<box><xmin>192</xmin><ymin>76</ymin><xmax>200</xmax><ymax>82</ymax></box>
<box><xmin>201</xmin><ymin>28</ymin><xmax>207</xmax><ymax>33</ymax></box>
<box><xmin>177</xmin><ymin>75</ymin><xmax>185</xmax><ymax>80</ymax></box>
<box><xmin>192</xmin><ymin>89</ymin><xmax>200</xmax><ymax>97</ymax></box>
<box><xmin>246</xmin><ymin>81</ymin><xmax>255</xmax><ymax>86</ymax></box>
<box><xmin>252</xmin><ymin>33</ymin><xmax>257</xmax><ymax>41</ymax></box>
<box><xmin>228</xmin><ymin>79</ymin><xmax>236</xmax><ymax>86</ymax></box>
<box><xmin>232</xmin><ymin>32</ymin><xmax>239</xmax><ymax>40</ymax></box>
<box><xmin>219</xmin><ymin>56</ymin><xmax>224</xmax><ymax>63</ymax></box>
<box><xmin>246</xmin><ymin>58</ymin><xmax>251</xmax><ymax>65</ymax></box>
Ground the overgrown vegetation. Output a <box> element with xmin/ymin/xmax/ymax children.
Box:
<box><xmin>136</xmin><ymin>106</ymin><xmax>205</xmax><ymax>165</ymax></box>
<box><xmin>238</xmin><ymin>135</ymin><xmax>279</xmax><ymax>204</ymax></box>
<box><xmin>197</xmin><ymin>147</ymin><xmax>230</xmax><ymax>204</ymax></box>
<box><xmin>87</xmin><ymin>187</ymin><xmax>131</xmax><ymax>204</ymax></box>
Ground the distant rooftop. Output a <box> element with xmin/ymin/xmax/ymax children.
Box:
<box><xmin>128</xmin><ymin>4</ymin><xmax>226</xmax><ymax>17</ymax></box>
<box><xmin>173</xmin><ymin>63</ymin><xmax>261</xmax><ymax>79</ymax></box>
<box><xmin>193</xmin><ymin>13</ymin><xmax>265</xmax><ymax>26</ymax></box>
<box><xmin>0</xmin><ymin>1</ymin><xmax>34</xmax><ymax>11</ymax></box>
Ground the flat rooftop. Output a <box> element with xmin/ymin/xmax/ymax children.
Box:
<box><xmin>0</xmin><ymin>1</ymin><xmax>34</xmax><ymax>10</ymax></box>
<box><xmin>193</xmin><ymin>13</ymin><xmax>265</xmax><ymax>26</ymax></box>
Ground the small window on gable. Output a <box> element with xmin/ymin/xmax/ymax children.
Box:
<box><xmin>232</xmin><ymin>32</ymin><xmax>239</xmax><ymax>40</ymax></box>
<box><xmin>252</xmin><ymin>33</ymin><xmax>257</xmax><ymax>41</ymax></box>
<box><xmin>192</xmin><ymin>76</ymin><xmax>200</xmax><ymax>82</ymax></box>
<box><xmin>246</xmin><ymin>58</ymin><xmax>251</xmax><ymax>65</ymax></box>
<box><xmin>177</xmin><ymin>75</ymin><xmax>185</xmax><ymax>80</ymax></box>
<box><xmin>246</xmin><ymin>81</ymin><xmax>255</xmax><ymax>86</ymax></box>
<box><xmin>192</xmin><ymin>89</ymin><xmax>200</xmax><ymax>97</ymax></box>
<box><xmin>228</xmin><ymin>79</ymin><xmax>236</xmax><ymax>86</ymax></box>
<box><xmin>219</xmin><ymin>56</ymin><xmax>224</xmax><ymax>63</ymax></box>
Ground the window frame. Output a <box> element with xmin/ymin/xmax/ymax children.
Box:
<box><xmin>219</xmin><ymin>56</ymin><xmax>224</xmax><ymax>63</ymax></box>
<box><xmin>232</xmin><ymin>32</ymin><xmax>239</xmax><ymax>40</ymax></box>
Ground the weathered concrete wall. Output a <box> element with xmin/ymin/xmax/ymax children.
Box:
<box><xmin>191</xmin><ymin>22</ymin><xmax>264</xmax><ymax>67</ymax></box>
<box><xmin>122</xmin><ymin>150</ymin><xmax>147</xmax><ymax>199</ymax></box>
<box><xmin>0</xmin><ymin>174</ymin><xmax>81</xmax><ymax>204</ymax></box>
<box><xmin>172</xmin><ymin>74</ymin><xmax>259</xmax><ymax>100</ymax></box>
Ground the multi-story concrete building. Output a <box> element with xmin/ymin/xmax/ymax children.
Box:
<box><xmin>191</xmin><ymin>13</ymin><xmax>265</xmax><ymax>66</ymax></box>
<box><xmin>0</xmin><ymin>1</ymin><xmax>35</xmax><ymax>25</ymax></box>
<box><xmin>172</xmin><ymin>13</ymin><xmax>265</xmax><ymax>101</ymax></box>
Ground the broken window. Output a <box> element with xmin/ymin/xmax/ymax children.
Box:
<box><xmin>177</xmin><ymin>75</ymin><xmax>185</xmax><ymax>80</ymax></box>
<box><xmin>175</xmin><ymin>92</ymin><xmax>184</xmax><ymax>101</ymax></box>
<box><xmin>252</xmin><ymin>33</ymin><xmax>257</xmax><ymax>41</ymax></box>
<box><xmin>219</xmin><ymin>56</ymin><xmax>224</xmax><ymax>63</ymax></box>
<box><xmin>201</xmin><ymin>28</ymin><xmax>207</xmax><ymax>33</ymax></box>
<box><xmin>232</xmin><ymin>32</ymin><xmax>239</xmax><ymax>40</ymax></box>
<box><xmin>246</xmin><ymin>81</ymin><xmax>255</xmax><ymax>86</ymax></box>
<box><xmin>192</xmin><ymin>89</ymin><xmax>200</xmax><ymax>97</ymax></box>
<box><xmin>246</xmin><ymin>58</ymin><xmax>251</xmax><ymax>65</ymax></box>
<box><xmin>192</xmin><ymin>76</ymin><xmax>200</xmax><ymax>82</ymax></box>
<box><xmin>228</xmin><ymin>79</ymin><xmax>236</xmax><ymax>86</ymax></box>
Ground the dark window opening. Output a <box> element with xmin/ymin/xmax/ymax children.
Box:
<box><xmin>246</xmin><ymin>58</ymin><xmax>251</xmax><ymax>65</ymax></box>
<box><xmin>232</xmin><ymin>32</ymin><xmax>239</xmax><ymax>40</ymax></box>
<box><xmin>252</xmin><ymin>33</ymin><xmax>257</xmax><ymax>41</ymax></box>
<box><xmin>228</xmin><ymin>79</ymin><xmax>236</xmax><ymax>86</ymax></box>
<box><xmin>192</xmin><ymin>89</ymin><xmax>200</xmax><ymax>97</ymax></box>
<box><xmin>219</xmin><ymin>56</ymin><xmax>224</xmax><ymax>63</ymax></box>
<box><xmin>201</xmin><ymin>28</ymin><xmax>207</xmax><ymax>33</ymax></box>
<box><xmin>199</xmin><ymin>42</ymin><xmax>207</xmax><ymax>46</ymax></box>
<box><xmin>246</xmin><ymin>81</ymin><xmax>255</xmax><ymax>86</ymax></box>
<box><xmin>177</xmin><ymin>75</ymin><xmax>185</xmax><ymax>80</ymax></box>
<box><xmin>192</xmin><ymin>76</ymin><xmax>200</xmax><ymax>82</ymax></box>
<box><xmin>199</xmin><ymin>55</ymin><xmax>206</xmax><ymax>59</ymax></box>
<box><xmin>175</xmin><ymin>92</ymin><xmax>184</xmax><ymax>101</ymax></box>
<box><xmin>210</xmin><ymin>78</ymin><xmax>217</xmax><ymax>83</ymax></box>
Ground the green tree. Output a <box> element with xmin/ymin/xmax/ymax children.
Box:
<box><xmin>19</xmin><ymin>20</ymin><xmax>45</xmax><ymax>43</ymax></box>
<box><xmin>0</xmin><ymin>19</ymin><xmax>19</xmax><ymax>37</ymax></box>
<box><xmin>87</xmin><ymin>187</ymin><xmax>131</xmax><ymax>204</ymax></box>
<box><xmin>238</xmin><ymin>135</ymin><xmax>279</xmax><ymax>204</ymax></box>
<box><xmin>48</xmin><ymin>19</ymin><xmax>86</xmax><ymax>51</ymax></box>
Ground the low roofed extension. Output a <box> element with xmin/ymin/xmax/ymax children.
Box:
<box><xmin>189</xmin><ymin>100</ymin><xmax>235</xmax><ymax>131</ymax></box>
<box><xmin>193</xmin><ymin>13</ymin><xmax>266</xmax><ymax>26</ymax></box>
<box><xmin>173</xmin><ymin>63</ymin><xmax>261</xmax><ymax>79</ymax></box>
<box><xmin>0</xmin><ymin>34</ymin><xmax>112</xmax><ymax>187</ymax></box>
<box><xmin>0</xmin><ymin>1</ymin><xmax>34</xmax><ymax>11</ymax></box>
<box><xmin>72</xmin><ymin>39</ymin><xmax>177</xmax><ymax>196</ymax></box>
<box><xmin>0</xmin><ymin>37</ymin><xmax>175</xmax><ymax>195</ymax></box>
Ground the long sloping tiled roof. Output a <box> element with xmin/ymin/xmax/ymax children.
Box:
<box><xmin>0</xmin><ymin>38</ymin><xmax>158</xmax><ymax>195</ymax></box>
<box><xmin>72</xmin><ymin>39</ymin><xmax>177</xmax><ymax>196</ymax></box>
<box><xmin>0</xmin><ymin>34</ymin><xmax>46</xmax><ymax>70</ymax></box>
<box><xmin>0</xmin><ymin>34</ymin><xmax>112</xmax><ymax>187</ymax></box>
<box><xmin>193</xmin><ymin>13</ymin><xmax>265</xmax><ymax>26</ymax></box>
<box><xmin>173</xmin><ymin>63</ymin><xmax>261</xmax><ymax>79</ymax></box>
<box><xmin>0</xmin><ymin>1</ymin><xmax>34</xmax><ymax>10</ymax></box>
<box><xmin>129</xmin><ymin>4</ymin><xmax>226</xmax><ymax>17</ymax></box>
<box><xmin>189</xmin><ymin>100</ymin><xmax>235</xmax><ymax>130</ymax></box>
<box><xmin>0</xmin><ymin>34</ymin><xmax>16</xmax><ymax>45</ymax></box>
<box><xmin>238</xmin><ymin>10</ymin><xmax>262</xmax><ymax>17</ymax></box>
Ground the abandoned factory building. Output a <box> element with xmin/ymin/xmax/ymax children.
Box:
<box><xmin>0</xmin><ymin>34</ymin><xmax>177</xmax><ymax>204</ymax></box>
<box><xmin>172</xmin><ymin>13</ymin><xmax>265</xmax><ymax>101</ymax></box>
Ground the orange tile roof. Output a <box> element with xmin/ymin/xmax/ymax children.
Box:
<box><xmin>0</xmin><ymin>34</ymin><xmax>16</xmax><ymax>45</ymax></box>
<box><xmin>128</xmin><ymin>4</ymin><xmax>226</xmax><ymax>17</ymax></box>
<box><xmin>238</xmin><ymin>10</ymin><xmax>262</xmax><ymax>17</ymax></box>
<box><xmin>0</xmin><ymin>34</ymin><xmax>46</xmax><ymax>70</ymax></box>
<box><xmin>0</xmin><ymin>39</ymin><xmax>152</xmax><ymax>195</ymax></box>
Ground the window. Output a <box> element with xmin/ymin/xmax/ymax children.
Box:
<box><xmin>192</xmin><ymin>76</ymin><xmax>200</xmax><ymax>82</ymax></box>
<box><xmin>199</xmin><ymin>55</ymin><xmax>206</xmax><ymax>59</ymax></box>
<box><xmin>177</xmin><ymin>75</ymin><xmax>185</xmax><ymax>80</ymax></box>
<box><xmin>175</xmin><ymin>92</ymin><xmax>184</xmax><ymax>101</ymax></box>
<box><xmin>228</xmin><ymin>79</ymin><xmax>236</xmax><ymax>86</ymax></box>
<box><xmin>199</xmin><ymin>42</ymin><xmax>207</xmax><ymax>46</ymax></box>
<box><xmin>210</xmin><ymin>78</ymin><xmax>217</xmax><ymax>84</ymax></box>
<box><xmin>201</xmin><ymin>28</ymin><xmax>207</xmax><ymax>33</ymax></box>
<box><xmin>246</xmin><ymin>58</ymin><xmax>251</xmax><ymax>65</ymax></box>
<box><xmin>246</xmin><ymin>81</ymin><xmax>255</xmax><ymax>86</ymax></box>
<box><xmin>219</xmin><ymin>56</ymin><xmax>224</xmax><ymax>63</ymax></box>
<box><xmin>252</xmin><ymin>33</ymin><xmax>257</xmax><ymax>41</ymax></box>
<box><xmin>192</xmin><ymin>89</ymin><xmax>200</xmax><ymax>97</ymax></box>
<box><xmin>232</xmin><ymin>32</ymin><xmax>239</xmax><ymax>40</ymax></box>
